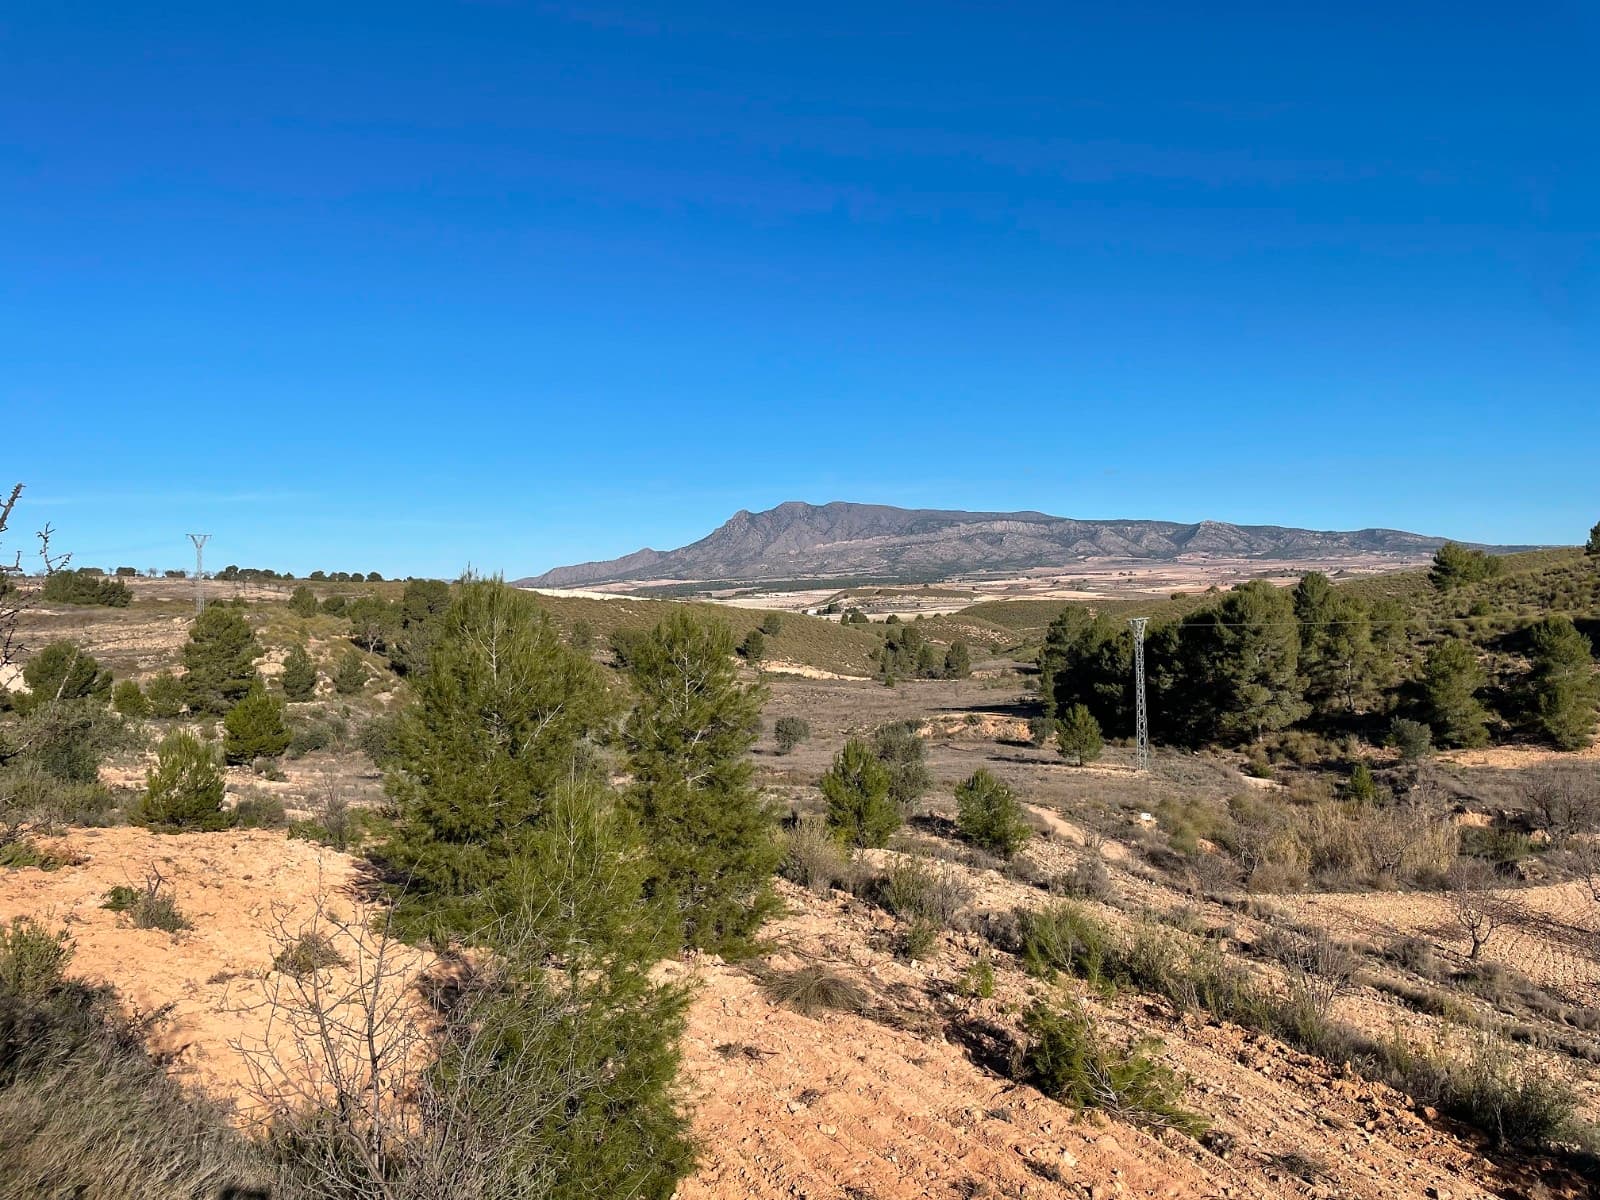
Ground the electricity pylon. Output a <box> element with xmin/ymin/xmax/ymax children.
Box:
<box><xmin>1128</xmin><ymin>617</ymin><xmax>1149</xmax><ymax>773</ymax></box>
<box><xmin>186</xmin><ymin>533</ymin><xmax>210</xmax><ymax>613</ymax></box>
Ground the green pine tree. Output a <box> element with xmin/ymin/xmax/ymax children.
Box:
<box><xmin>943</xmin><ymin>640</ymin><xmax>972</xmax><ymax>679</ymax></box>
<box><xmin>739</xmin><ymin>627</ymin><xmax>766</xmax><ymax>666</ymax></box>
<box><xmin>420</xmin><ymin>777</ymin><xmax>696</xmax><ymax>1200</ymax></box>
<box><xmin>144</xmin><ymin>671</ymin><xmax>186</xmax><ymax>718</ymax></box>
<box><xmin>287</xmin><ymin>585</ymin><xmax>319</xmax><ymax>617</ymax></box>
<box><xmin>1055</xmin><ymin>704</ymin><xmax>1104</xmax><ymax>766</ymax></box>
<box><xmin>1422</xmin><ymin>637</ymin><xmax>1490</xmax><ymax>748</ymax></box>
<box><xmin>1429</xmin><ymin>542</ymin><xmax>1503</xmax><ymax>591</ymax></box>
<box><xmin>1294</xmin><ymin>572</ymin><xmax>1380</xmax><ymax>715</ymax></box>
<box><xmin>1526</xmin><ymin>616</ymin><xmax>1598</xmax><ymax>750</ymax></box>
<box><xmin>622</xmin><ymin>611</ymin><xmax>780</xmax><ymax>954</ymax></box>
<box><xmin>181</xmin><ymin>605</ymin><xmax>261</xmax><ymax>714</ymax></box>
<box><xmin>111</xmin><ymin>679</ymin><xmax>150</xmax><ymax>718</ymax></box>
<box><xmin>821</xmin><ymin>738</ymin><xmax>899</xmax><ymax>848</ymax></box>
<box><xmin>389</xmin><ymin>578</ymin><xmax>453</xmax><ymax>676</ymax></box>
<box><xmin>332</xmin><ymin>648</ymin><xmax>368</xmax><ymax>694</ymax></box>
<box><xmin>1175</xmin><ymin>581</ymin><xmax>1309</xmax><ymax>745</ymax></box>
<box><xmin>955</xmin><ymin>768</ymin><xmax>1031</xmax><ymax>857</ymax></box>
<box><xmin>138</xmin><ymin>730</ymin><xmax>228</xmax><ymax>830</ymax></box>
<box><xmin>381</xmin><ymin>580</ymin><xmax>617</xmax><ymax>932</ymax></box>
<box><xmin>872</xmin><ymin>721</ymin><xmax>931</xmax><ymax>809</ymax></box>
<box><xmin>280</xmin><ymin>643</ymin><xmax>318</xmax><ymax>701</ymax></box>
<box><xmin>223</xmin><ymin>684</ymin><xmax>291</xmax><ymax>764</ymax></box>
<box><xmin>19</xmin><ymin>641</ymin><xmax>111</xmax><ymax>712</ymax></box>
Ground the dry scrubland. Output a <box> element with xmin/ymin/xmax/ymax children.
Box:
<box><xmin>3</xmin><ymin>561</ymin><xmax>1599</xmax><ymax>1200</ymax></box>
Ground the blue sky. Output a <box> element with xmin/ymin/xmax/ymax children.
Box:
<box><xmin>4</xmin><ymin>3</ymin><xmax>1596</xmax><ymax>578</ymax></box>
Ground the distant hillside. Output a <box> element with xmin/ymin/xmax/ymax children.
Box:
<box><xmin>519</xmin><ymin>501</ymin><xmax>1519</xmax><ymax>588</ymax></box>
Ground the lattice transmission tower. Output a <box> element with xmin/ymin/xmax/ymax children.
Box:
<box><xmin>1128</xmin><ymin>616</ymin><xmax>1149</xmax><ymax>773</ymax></box>
<box><xmin>186</xmin><ymin>533</ymin><xmax>210</xmax><ymax>614</ymax></box>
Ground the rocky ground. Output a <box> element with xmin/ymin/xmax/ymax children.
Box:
<box><xmin>4</xmin><ymin>810</ymin><xmax>1595</xmax><ymax>1199</ymax></box>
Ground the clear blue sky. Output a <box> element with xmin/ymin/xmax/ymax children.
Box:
<box><xmin>5</xmin><ymin>3</ymin><xmax>1596</xmax><ymax>578</ymax></box>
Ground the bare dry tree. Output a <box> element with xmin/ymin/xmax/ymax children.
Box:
<box><xmin>1263</xmin><ymin>927</ymin><xmax>1360</xmax><ymax>1019</ymax></box>
<box><xmin>229</xmin><ymin>880</ymin><xmax>676</xmax><ymax>1200</ymax></box>
<box><xmin>230</xmin><ymin>889</ymin><xmax>435</xmax><ymax>1198</ymax></box>
<box><xmin>0</xmin><ymin>482</ymin><xmax>69</xmax><ymax>675</ymax></box>
<box><xmin>1442</xmin><ymin>860</ymin><xmax>1516</xmax><ymax>961</ymax></box>
<box><xmin>1526</xmin><ymin>763</ymin><xmax>1600</xmax><ymax>846</ymax></box>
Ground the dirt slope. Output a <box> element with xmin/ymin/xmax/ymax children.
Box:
<box><xmin>0</xmin><ymin>828</ymin><xmax>1589</xmax><ymax>1199</ymax></box>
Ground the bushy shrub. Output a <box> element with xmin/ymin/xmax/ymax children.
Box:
<box><xmin>287</xmin><ymin>585</ymin><xmax>319</xmax><ymax>617</ymax></box>
<box><xmin>955</xmin><ymin>768</ymin><xmax>1031</xmax><ymax>858</ymax></box>
<box><xmin>738</xmin><ymin>628</ymin><xmax>765</xmax><ymax>664</ymax></box>
<box><xmin>1383</xmin><ymin>1029</ymin><xmax>1579</xmax><ymax>1147</ymax></box>
<box><xmin>355</xmin><ymin>712</ymin><xmax>402</xmax><ymax>765</ymax></box>
<box><xmin>1389</xmin><ymin>717</ymin><xmax>1434</xmax><ymax>761</ymax></box>
<box><xmin>102</xmin><ymin>876</ymin><xmax>191</xmax><ymax>933</ymax></box>
<box><xmin>1014</xmin><ymin>902</ymin><xmax>1116</xmax><ymax>983</ymax></box>
<box><xmin>884</xmin><ymin>855</ymin><xmax>971</xmax><ymax>927</ymax></box>
<box><xmin>332</xmin><ymin>648</ymin><xmax>368</xmax><ymax>695</ymax></box>
<box><xmin>900</xmin><ymin>917</ymin><xmax>940</xmax><ymax>960</ymax></box>
<box><xmin>144</xmin><ymin>671</ymin><xmax>185</xmax><ymax>718</ymax></box>
<box><xmin>111</xmin><ymin>679</ymin><xmax>149</xmax><ymax>718</ymax></box>
<box><xmin>773</xmin><ymin>716</ymin><xmax>811</xmax><ymax>755</ymax></box>
<box><xmin>760</xmin><ymin>964</ymin><xmax>867</xmax><ymax>1016</ymax></box>
<box><xmin>0</xmin><ymin>960</ymin><xmax>273</xmax><ymax>1194</ymax></box>
<box><xmin>11</xmin><ymin>698</ymin><xmax>128</xmax><ymax>785</ymax></box>
<box><xmin>779</xmin><ymin>816</ymin><xmax>851</xmax><ymax>894</ymax></box>
<box><xmin>232</xmin><ymin>792</ymin><xmax>287</xmax><ymax>828</ymax></box>
<box><xmin>137</xmin><ymin>731</ymin><xmax>229</xmax><ymax>831</ymax></box>
<box><xmin>1386</xmin><ymin>936</ymin><xmax>1441</xmax><ymax>979</ymax></box>
<box><xmin>0</xmin><ymin>917</ymin><xmax>72</xmax><ymax>999</ymax></box>
<box><xmin>272</xmin><ymin>930</ymin><xmax>347</xmax><ymax>977</ymax></box>
<box><xmin>223</xmin><ymin>686</ymin><xmax>291</xmax><ymax>764</ymax></box>
<box><xmin>287</xmin><ymin>711</ymin><xmax>343</xmax><ymax>758</ymax></box>
<box><xmin>871</xmin><ymin>721</ymin><xmax>930</xmax><ymax>808</ymax></box>
<box><xmin>0</xmin><ymin>762</ymin><xmax>115</xmax><ymax>832</ymax></box>
<box><xmin>1058</xmin><ymin>854</ymin><xmax>1114</xmax><ymax>901</ymax></box>
<box><xmin>1022</xmin><ymin>1001</ymin><xmax>1207</xmax><ymax>1136</ymax></box>
<box><xmin>821</xmin><ymin>738</ymin><xmax>899</xmax><ymax>848</ymax></box>
<box><xmin>1027</xmin><ymin>716</ymin><xmax>1057</xmax><ymax>747</ymax></box>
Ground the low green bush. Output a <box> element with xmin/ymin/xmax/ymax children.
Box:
<box><xmin>0</xmin><ymin>917</ymin><xmax>73</xmax><ymax>999</ymax></box>
<box><xmin>137</xmin><ymin>731</ymin><xmax>230</xmax><ymax>831</ymax></box>
<box><xmin>111</xmin><ymin>679</ymin><xmax>149</xmax><ymax>718</ymax></box>
<box><xmin>955</xmin><ymin>768</ymin><xmax>1031</xmax><ymax>858</ymax></box>
<box><xmin>1022</xmin><ymin>1000</ymin><xmax>1207</xmax><ymax>1136</ymax></box>
<box><xmin>773</xmin><ymin>716</ymin><xmax>811</xmax><ymax>755</ymax></box>
<box><xmin>232</xmin><ymin>792</ymin><xmax>288</xmax><ymax>828</ymax></box>
<box><xmin>272</xmin><ymin>931</ymin><xmax>347</xmax><ymax>978</ymax></box>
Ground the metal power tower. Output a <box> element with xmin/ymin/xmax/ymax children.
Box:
<box><xmin>1128</xmin><ymin>617</ymin><xmax>1150</xmax><ymax>773</ymax></box>
<box><xmin>186</xmin><ymin>533</ymin><xmax>210</xmax><ymax>614</ymax></box>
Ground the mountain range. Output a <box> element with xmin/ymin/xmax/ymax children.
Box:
<box><xmin>516</xmin><ymin>502</ymin><xmax>1513</xmax><ymax>589</ymax></box>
